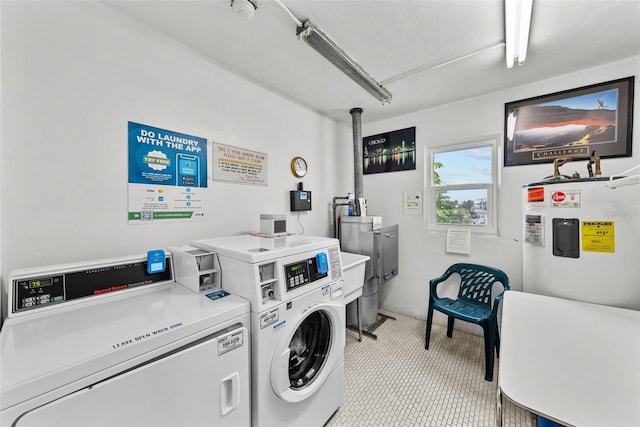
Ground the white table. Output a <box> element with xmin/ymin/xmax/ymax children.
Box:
<box><xmin>498</xmin><ymin>291</ymin><xmax>640</xmax><ymax>427</ymax></box>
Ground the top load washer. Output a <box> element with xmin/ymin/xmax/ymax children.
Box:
<box><xmin>193</xmin><ymin>234</ymin><xmax>345</xmax><ymax>427</ymax></box>
<box><xmin>1</xmin><ymin>253</ymin><xmax>251</xmax><ymax>426</ymax></box>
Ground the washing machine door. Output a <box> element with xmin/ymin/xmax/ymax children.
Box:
<box><xmin>270</xmin><ymin>301</ymin><xmax>345</xmax><ymax>403</ymax></box>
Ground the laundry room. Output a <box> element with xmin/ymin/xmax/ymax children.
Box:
<box><xmin>1</xmin><ymin>1</ymin><xmax>639</xmax><ymax>426</ymax></box>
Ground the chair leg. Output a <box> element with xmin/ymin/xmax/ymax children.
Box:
<box><xmin>483</xmin><ymin>321</ymin><xmax>496</xmax><ymax>382</ymax></box>
<box><xmin>494</xmin><ymin>321</ymin><xmax>501</xmax><ymax>357</ymax></box>
<box><xmin>446</xmin><ymin>316</ymin><xmax>455</xmax><ymax>338</ymax></box>
<box><xmin>425</xmin><ymin>299</ymin><xmax>435</xmax><ymax>350</ymax></box>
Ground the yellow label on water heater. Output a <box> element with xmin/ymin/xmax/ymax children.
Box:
<box><xmin>582</xmin><ymin>221</ymin><xmax>615</xmax><ymax>253</ymax></box>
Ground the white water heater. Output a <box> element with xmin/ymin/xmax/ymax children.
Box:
<box><xmin>522</xmin><ymin>177</ymin><xmax>640</xmax><ymax>310</ymax></box>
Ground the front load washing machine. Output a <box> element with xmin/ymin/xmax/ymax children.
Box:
<box><xmin>193</xmin><ymin>234</ymin><xmax>345</xmax><ymax>427</ymax></box>
<box><xmin>0</xmin><ymin>254</ymin><xmax>251</xmax><ymax>426</ymax></box>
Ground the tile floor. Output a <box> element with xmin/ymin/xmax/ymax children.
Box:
<box><xmin>326</xmin><ymin>309</ymin><xmax>535</xmax><ymax>427</ymax></box>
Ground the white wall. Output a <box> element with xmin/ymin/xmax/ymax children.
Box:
<box><xmin>365</xmin><ymin>57</ymin><xmax>640</xmax><ymax>326</ymax></box>
<box><xmin>0</xmin><ymin>1</ymin><xmax>353</xmax><ymax>279</ymax></box>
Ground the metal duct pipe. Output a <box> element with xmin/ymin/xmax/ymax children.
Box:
<box><xmin>350</xmin><ymin>107</ymin><xmax>364</xmax><ymax>215</ymax></box>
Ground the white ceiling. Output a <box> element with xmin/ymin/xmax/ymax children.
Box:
<box><xmin>103</xmin><ymin>0</ymin><xmax>640</xmax><ymax>125</ymax></box>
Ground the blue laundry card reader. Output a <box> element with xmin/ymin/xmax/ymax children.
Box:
<box><xmin>147</xmin><ymin>249</ymin><xmax>166</xmax><ymax>274</ymax></box>
<box><xmin>316</xmin><ymin>252</ymin><xmax>329</xmax><ymax>275</ymax></box>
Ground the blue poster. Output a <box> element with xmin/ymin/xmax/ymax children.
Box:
<box><xmin>128</xmin><ymin>121</ymin><xmax>207</xmax><ymax>188</ymax></box>
<box><xmin>128</xmin><ymin>122</ymin><xmax>208</xmax><ymax>224</ymax></box>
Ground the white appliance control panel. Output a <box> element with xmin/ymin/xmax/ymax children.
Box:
<box><xmin>7</xmin><ymin>256</ymin><xmax>173</xmax><ymax>317</ymax></box>
<box><xmin>283</xmin><ymin>252</ymin><xmax>329</xmax><ymax>292</ymax></box>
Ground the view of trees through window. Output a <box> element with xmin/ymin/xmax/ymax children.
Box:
<box><xmin>434</xmin><ymin>187</ymin><xmax>488</xmax><ymax>225</ymax></box>
<box><xmin>432</xmin><ymin>145</ymin><xmax>492</xmax><ymax>226</ymax></box>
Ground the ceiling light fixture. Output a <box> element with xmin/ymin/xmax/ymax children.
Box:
<box><xmin>296</xmin><ymin>20</ymin><xmax>392</xmax><ymax>104</ymax></box>
<box><xmin>231</xmin><ymin>0</ymin><xmax>257</xmax><ymax>20</ymax></box>
<box><xmin>505</xmin><ymin>0</ymin><xmax>533</xmax><ymax>68</ymax></box>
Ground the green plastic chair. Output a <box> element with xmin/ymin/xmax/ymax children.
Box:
<box><xmin>425</xmin><ymin>263</ymin><xmax>510</xmax><ymax>381</ymax></box>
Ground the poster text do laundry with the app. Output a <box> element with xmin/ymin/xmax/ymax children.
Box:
<box><xmin>128</xmin><ymin>121</ymin><xmax>208</xmax><ymax>224</ymax></box>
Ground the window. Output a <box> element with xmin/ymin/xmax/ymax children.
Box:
<box><xmin>426</xmin><ymin>136</ymin><xmax>499</xmax><ymax>235</ymax></box>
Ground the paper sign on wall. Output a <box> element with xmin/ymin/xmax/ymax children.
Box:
<box><xmin>403</xmin><ymin>190</ymin><xmax>423</xmax><ymax>215</ymax></box>
<box><xmin>446</xmin><ymin>228</ymin><xmax>471</xmax><ymax>254</ymax></box>
<box><xmin>213</xmin><ymin>142</ymin><xmax>268</xmax><ymax>186</ymax></box>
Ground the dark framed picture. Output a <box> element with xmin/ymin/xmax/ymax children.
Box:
<box><xmin>363</xmin><ymin>126</ymin><xmax>416</xmax><ymax>174</ymax></box>
<box><xmin>504</xmin><ymin>76</ymin><xmax>634</xmax><ymax>166</ymax></box>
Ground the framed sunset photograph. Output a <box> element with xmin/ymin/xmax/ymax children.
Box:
<box><xmin>504</xmin><ymin>77</ymin><xmax>634</xmax><ymax>166</ymax></box>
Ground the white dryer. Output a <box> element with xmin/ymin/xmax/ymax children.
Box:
<box><xmin>0</xmin><ymin>254</ymin><xmax>251</xmax><ymax>426</ymax></box>
<box><xmin>193</xmin><ymin>234</ymin><xmax>345</xmax><ymax>427</ymax></box>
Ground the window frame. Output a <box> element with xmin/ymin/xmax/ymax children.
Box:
<box><xmin>425</xmin><ymin>136</ymin><xmax>499</xmax><ymax>235</ymax></box>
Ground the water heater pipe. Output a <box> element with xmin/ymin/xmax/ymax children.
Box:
<box><xmin>350</xmin><ymin>107</ymin><xmax>364</xmax><ymax>215</ymax></box>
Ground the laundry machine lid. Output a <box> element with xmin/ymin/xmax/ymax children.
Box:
<box><xmin>193</xmin><ymin>234</ymin><xmax>340</xmax><ymax>263</ymax></box>
<box><xmin>0</xmin><ymin>283</ymin><xmax>249</xmax><ymax>410</ymax></box>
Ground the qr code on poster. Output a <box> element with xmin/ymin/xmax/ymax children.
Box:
<box><xmin>141</xmin><ymin>210</ymin><xmax>154</xmax><ymax>221</ymax></box>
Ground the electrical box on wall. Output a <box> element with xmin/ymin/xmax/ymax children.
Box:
<box><xmin>290</xmin><ymin>190</ymin><xmax>312</xmax><ymax>211</ymax></box>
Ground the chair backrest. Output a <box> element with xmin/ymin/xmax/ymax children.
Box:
<box><xmin>449</xmin><ymin>263</ymin><xmax>510</xmax><ymax>308</ymax></box>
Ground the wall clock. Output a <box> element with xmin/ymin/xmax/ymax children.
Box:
<box><xmin>290</xmin><ymin>156</ymin><xmax>308</xmax><ymax>178</ymax></box>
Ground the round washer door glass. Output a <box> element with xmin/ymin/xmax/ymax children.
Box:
<box><xmin>288</xmin><ymin>310</ymin><xmax>332</xmax><ymax>388</ymax></box>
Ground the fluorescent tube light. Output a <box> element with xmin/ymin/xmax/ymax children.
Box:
<box><xmin>297</xmin><ymin>20</ymin><xmax>392</xmax><ymax>104</ymax></box>
<box><xmin>505</xmin><ymin>0</ymin><xmax>533</xmax><ymax>68</ymax></box>
<box><xmin>507</xmin><ymin>111</ymin><xmax>517</xmax><ymax>141</ymax></box>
